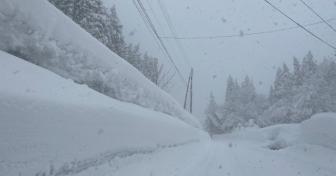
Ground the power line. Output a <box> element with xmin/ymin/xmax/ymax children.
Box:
<box><xmin>156</xmin><ymin>0</ymin><xmax>192</xmax><ymax>68</ymax></box>
<box><xmin>132</xmin><ymin>0</ymin><xmax>181</xmax><ymax>85</ymax></box>
<box><xmin>298</xmin><ymin>0</ymin><xmax>336</xmax><ymax>33</ymax></box>
<box><xmin>133</xmin><ymin>0</ymin><xmax>188</xmax><ymax>83</ymax></box>
<box><xmin>132</xmin><ymin>0</ymin><xmax>166</xmax><ymax>56</ymax></box>
<box><xmin>160</xmin><ymin>18</ymin><xmax>336</xmax><ymax>40</ymax></box>
<box><xmin>263</xmin><ymin>0</ymin><xmax>336</xmax><ymax>50</ymax></box>
<box><xmin>145</xmin><ymin>0</ymin><xmax>164</xmax><ymax>31</ymax></box>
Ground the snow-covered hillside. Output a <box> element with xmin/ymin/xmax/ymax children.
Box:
<box><xmin>0</xmin><ymin>51</ymin><xmax>207</xmax><ymax>176</ymax></box>
<box><xmin>0</xmin><ymin>0</ymin><xmax>199</xmax><ymax>127</ymax></box>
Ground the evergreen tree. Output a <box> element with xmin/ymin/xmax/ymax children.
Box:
<box><xmin>105</xmin><ymin>5</ymin><xmax>126</xmax><ymax>57</ymax></box>
<box><xmin>239</xmin><ymin>76</ymin><xmax>256</xmax><ymax>105</ymax></box>
<box><xmin>269</xmin><ymin>85</ymin><xmax>276</xmax><ymax>104</ymax></box>
<box><xmin>142</xmin><ymin>53</ymin><xmax>160</xmax><ymax>84</ymax></box>
<box><xmin>315</xmin><ymin>60</ymin><xmax>336</xmax><ymax>112</ymax></box>
<box><xmin>262</xmin><ymin>52</ymin><xmax>336</xmax><ymax>126</ymax></box>
<box><xmin>76</xmin><ymin>0</ymin><xmax>107</xmax><ymax>43</ymax></box>
<box><xmin>293</xmin><ymin>57</ymin><xmax>303</xmax><ymax>86</ymax></box>
<box><xmin>220</xmin><ymin>75</ymin><xmax>264</xmax><ymax>132</ymax></box>
<box><xmin>273</xmin><ymin>63</ymin><xmax>294</xmax><ymax>100</ymax></box>
<box><xmin>49</xmin><ymin>0</ymin><xmax>74</xmax><ymax>17</ymax></box>
<box><xmin>225</xmin><ymin>75</ymin><xmax>236</xmax><ymax>109</ymax></box>
<box><xmin>48</xmin><ymin>0</ymin><xmax>167</xmax><ymax>87</ymax></box>
<box><xmin>205</xmin><ymin>92</ymin><xmax>222</xmax><ymax>135</ymax></box>
<box><xmin>302</xmin><ymin>51</ymin><xmax>317</xmax><ymax>80</ymax></box>
<box><xmin>49</xmin><ymin>0</ymin><xmax>108</xmax><ymax>43</ymax></box>
<box><xmin>125</xmin><ymin>44</ymin><xmax>142</xmax><ymax>69</ymax></box>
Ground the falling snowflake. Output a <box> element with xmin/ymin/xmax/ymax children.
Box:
<box><xmin>239</xmin><ymin>30</ymin><xmax>244</xmax><ymax>37</ymax></box>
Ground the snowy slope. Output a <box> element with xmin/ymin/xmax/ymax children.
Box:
<box><xmin>0</xmin><ymin>51</ymin><xmax>207</xmax><ymax>176</ymax></box>
<box><xmin>0</xmin><ymin>0</ymin><xmax>199</xmax><ymax>127</ymax></box>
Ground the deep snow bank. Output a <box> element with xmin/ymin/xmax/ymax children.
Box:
<box><xmin>0</xmin><ymin>51</ymin><xmax>206</xmax><ymax>176</ymax></box>
<box><xmin>218</xmin><ymin>113</ymin><xmax>336</xmax><ymax>151</ymax></box>
<box><xmin>301</xmin><ymin>113</ymin><xmax>336</xmax><ymax>150</ymax></box>
<box><xmin>0</xmin><ymin>0</ymin><xmax>199</xmax><ymax>127</ymax></box>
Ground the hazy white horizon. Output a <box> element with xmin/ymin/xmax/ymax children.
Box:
<box><xmin>103</xmin><ymin>0</ymin><xmax>336</xmax><ymax>118</ymax></box>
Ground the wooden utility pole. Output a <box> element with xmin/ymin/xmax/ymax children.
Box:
<box><xmin>190</xmin><ymin>68</ymin><xmax>193</xmax><ymax>113</ymax></box>
<box><xmin>184</xmin><ymin>68</ymin><xmax>194</xmax><ymax>113</ymax></box>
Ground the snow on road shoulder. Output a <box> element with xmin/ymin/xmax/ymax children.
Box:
<box><xmin>0</xmin><ymin>51</ymin><xmax>207</xmax><ymax>176</ymax></box>
<box><xmin>208</xmin><ymin>114</ymin><xmax>336</xmax><ymax>176</ymax></box>
<box><xmin>301</xmin><ymin>113</ymin><xmax>336</xmax><ymax>150</ymax></box>
<box><xmin>217</xmin><ymin>113</ymin><xmax>336</xmax><ymax>152</ymax></box>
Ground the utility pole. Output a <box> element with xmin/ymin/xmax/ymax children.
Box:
<box><xmin>184</xmin><ymin>68</ymin><xmax>194</xmax><ymax>113</ymax></box>
<box><xmin>190</xmin><ymin>68</ymin><xmax>193</xmax><ymax>113</ymax></box>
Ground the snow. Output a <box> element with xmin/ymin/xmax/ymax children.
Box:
<box><xmin>301</xmin><ymin>113</ymin><xmax>336</xmax><ymax>150</ymax></box>
<box><xmin>0</xmin><ymin>51</ymin><xmax>207</xmax><ymax>176</ymax></box>
<box><xmin>1</xmin><ymin>53</ymin><xmax>335</xmax><ymax>176</ymax></box>
<box><xmin>0</xmin><ymin>0</ymin><xmax>199</xmax><ymax>127</ymax></box>
<box><xmin>1</xmin><ymin>0</ymin><xmax>336</xmax><ymax>175</ymax></box>
<box><xmin>94</xmin><ymin>115</ymin><xmax>336</xmax><ymax>176</ymax></box>
<box><xmin>203</xmin><ymin>117</ymin><xmax>336</xmax><ymax>176</ymax></box>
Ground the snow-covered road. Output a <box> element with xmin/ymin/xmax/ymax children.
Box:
<box><xmin>74</xmin><ymin>130</ymin><xmax>336</xmax><ymax>176</ymax></box>
<box><xmin>98</xmin><ymin>121</ymin><xmax>336</xmax><ymax>176</ymax></box>
<box><xmin>187</xmin><ymin>137</ymin><xmax>336</xmax><ymax>176</ymax></box>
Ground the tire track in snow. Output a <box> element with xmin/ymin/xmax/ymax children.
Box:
<box><xmin>33</xmin><ymin>140</ymin><xmax>199</xmax><ymax>176</ymax></box>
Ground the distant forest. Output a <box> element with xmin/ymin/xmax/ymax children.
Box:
<box><xmin>205</xmin><ymin>52</ymin><xmax>336</xmax><ymax>134</ymax></box>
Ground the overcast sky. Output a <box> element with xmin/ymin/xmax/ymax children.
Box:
<box><xmin>103</xmin><ymin>0</ymin><xmax>336</xmax><ymax>118</ymax></box>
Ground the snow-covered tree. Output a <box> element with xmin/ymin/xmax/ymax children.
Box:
<box><xmin>49</xmin><ymin>0</ymin><xmax>74</xmax><ymax>17</ymax></box>
<box><xmin>293</xmin><ymin>57</ymin><xmax>303</xmax><ymax>86</ymax></box>
<box><xmin>205</xmin><ymin>92</ymin><xmax>222</xmax><ymax>135</ymax></box>
<box><xmin>105</xmin><ymin>5</ymin><xmax>126</xmax><ymax>57</ymax></box>
<box><xmin>273</xmin><ymin>63</ymin><xmax>294</xmax><ymax>101</ymax></box>
<box><xmin>49</xmin><ymin>0</ymin><xmax>172</xmax><ymax>88</ymax></box>
<box><xmin>301</xmin><ymin>51</ymin><xmax>317</xmax><ymax>80</ymax></box>
<box><xmin>209</xmin><ymin>76</ymin><xmax>266</xmax><ymax>132</ymax></box>
<box><xmin>224</xmin><ymin>75</ymin><xmax>239</xmax><ymax>112</ymax></box>
<box><xmin>261</xmin><ymin>52</ymin><xmax>336</xmax><ymax>126</ymax></box>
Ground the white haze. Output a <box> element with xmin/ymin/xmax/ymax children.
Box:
<box><xmin>103</xmin><ymin>0</ymin><xmax>336</xmax><ymax>118</ymax></box>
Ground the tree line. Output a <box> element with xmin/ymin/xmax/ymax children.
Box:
<box><xmin>205</xmin><ymin>52</ymin><xmax>336</xmax><ymax>134</ymax></box>
<box><xmin>48</xmin><ymin>0</ymin><xmax>174</xmax><ymax>89</ymax></box>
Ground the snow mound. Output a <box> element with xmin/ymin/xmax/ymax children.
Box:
<box><xmin>0</xmin><ymin>51</ymin><xmax>207</xmax><ymax>176</ymax></box>
<box><xmin>0</xmin><ymin>0</ymin><xmax>199</xmax><ymax>127</ymax></box>
<box><xmin>301</xmin><ymin>113</ymin><xmax>336</xmax><ymax>150</ymax></box>
<box><xmin>220</xmin><ymin>113</ymin><xmax>336</xmax><ymax>151</ymax></box>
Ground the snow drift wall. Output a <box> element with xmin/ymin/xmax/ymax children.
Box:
<box><xmin>0</xmin><ymin>51</ymin><xmax>206</xmax><ymax>176</ymax></box>
<box><xmin>0</xmin><ymin>0</ymin><xmax>199</xmax><ymax>127</ymax></box>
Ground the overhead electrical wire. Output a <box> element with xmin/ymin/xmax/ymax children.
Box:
<box><xmin>160</xmin><ymin>18</ymin><xmax>336</xmax><ymax>40</ymax></box>
<box><xmin>132</xmin><ymin>0</ymin><xmax>165</xmax><ymax>56</ymax></box>
<box><xmin>156</xmin><ymin>0</ymin><xmax>192</xmax><ymax>68</ymax></box>
<box><xmin>132</xmin><ymin>0</ymin><xmax>178</xmax><ymax>83</ymax></box>
<box><xmin>298</xmin><ymin>0</ymin><xmax>336</xmax><ymax>33</ymax></box>
<box><xmin>133</xmin><ymin>0</ymin><xmax>188</xmax><ymax>83</ymax></box>
<box><xmin>263</xmin><ymin>0</ymin><xmax>336</xmax><ymax>50</ymax></box>
<box><xmin>144</xmin><ymin>0</ymin><xmax>165</xmax><ymax>31</ymax></box>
